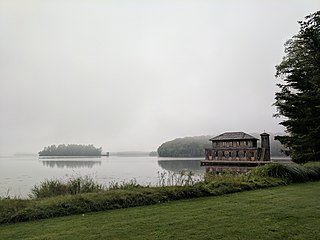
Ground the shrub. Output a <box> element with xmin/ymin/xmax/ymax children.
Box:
<box><xmin>303</xmin><ymin>162</ymin><xmax>320</xmax><ymax>181</ymax></box>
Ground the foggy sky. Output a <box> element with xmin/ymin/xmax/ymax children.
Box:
<box><xmin>0</xmin><ymin>1</ymin><xmax>319</xmax><ymax>154</ymax></box>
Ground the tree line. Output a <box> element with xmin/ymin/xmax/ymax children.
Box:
<box><xmin>39</xmin><ymin>144</ymin><xmax>102</xmax><ymax>156</ymax></box>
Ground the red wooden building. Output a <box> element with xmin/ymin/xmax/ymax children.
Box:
<box><xmin>205</xmin><ymin>132</ymin><xmax>270</xmax><ymax>161</ymax></box>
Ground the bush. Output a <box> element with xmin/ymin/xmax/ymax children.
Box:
<box><xmin>303</xmin><ymin>162</ymin><xmax>320</xmax><ymax>181</ymax></box>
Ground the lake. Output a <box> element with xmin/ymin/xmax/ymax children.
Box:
<box><xmin>0</xmin><ymin>155</ymin><xmax>205</xmax><ymax>198</ymax></box>
<box><xmin>0</xmin><ymin>155</ymin><xmax>291</xmax><ymax>198</ymax></box>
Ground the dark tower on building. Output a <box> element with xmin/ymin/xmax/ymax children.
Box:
<box><xmin>260</xmin><ymin>132</ymin><xmax>270</xmax><ymax>161</ymax></box>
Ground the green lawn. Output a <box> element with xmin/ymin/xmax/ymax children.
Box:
<box><xmin>1</xmin><ymin>181</ymin><xmax>320</xmax><ymax>240</ymax></box>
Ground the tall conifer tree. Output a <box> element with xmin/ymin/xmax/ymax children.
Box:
<box><xmin>274</xmin><ymin>11</ymin><xmax>320</xmax><ymax>163</ymax></box>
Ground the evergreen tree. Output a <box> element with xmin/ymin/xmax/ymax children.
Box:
<box><xmin>274</xmin><ymin>11</ymin><xmax>320</xmax><ymax>163</ymax></box>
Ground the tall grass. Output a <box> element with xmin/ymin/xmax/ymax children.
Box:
<box><xmin>29</xmin><ymin>176</ymin><xmax>105</xmax><ymax>199</ymax></box>
<box><xmin>250</xmin><ymin>162</ymin><xmax>320</xmax><ymax>183</ymax></box>
<box><xmin>30</xmin><ymin>170</ymin><xmax>201</xmax><ymax>199</ymax></box>
<box><xmin>157</xmin><ymin>170</ymin><xmax>201</xmax><ymax>187</ymax></box>
<box><xmin>108</xmin><ymin>179</ymin><xmax>144</xmax><ymax>190</ymax></box>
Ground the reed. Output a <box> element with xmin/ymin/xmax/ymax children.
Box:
<box><xmin>108</xmin><ymin>179</ymin><xmax>144</xmax><ymax>190</ymax></box>
<box><xmin>157</xmin><ymin>170</ymin><xmax>201</xmax><ymax>187</ymax></box>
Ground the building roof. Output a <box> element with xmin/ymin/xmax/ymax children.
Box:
<box><xmin>209</xmin><ymin>132</ymin><xmax>258</xmax><ymax>141</ymax></box>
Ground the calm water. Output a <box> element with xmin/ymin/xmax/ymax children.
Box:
<box><xmin>0</xmin><ymin>155</ymin><xmax>205</xmax><ymax>198</ymax></box>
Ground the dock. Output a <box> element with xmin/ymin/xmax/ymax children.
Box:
<box><xmin>200</xmin><ymin>160</ymin><xmax>272</xmax><ymax>167</ymax></box>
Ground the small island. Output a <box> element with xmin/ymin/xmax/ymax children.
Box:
<box><xmin>38</xmin><ymin>144</ymin><xmax>105</xmax><ymax>157</ymax></box>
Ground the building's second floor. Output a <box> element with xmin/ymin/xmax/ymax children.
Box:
<box><xmin>209</xmin><ymin>132</ymin><xmax>259</xmax><ymax>149</ymax></box>
<box><xmin>211</xmin><ymin>139</ymin><xmax>257</xmax><ymax>149</ymax></box>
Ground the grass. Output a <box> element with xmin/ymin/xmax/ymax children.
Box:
<box><xmin>1</xmin><ymin>181</ymin><xmax>320</xmax><ymax>239</ymax></box>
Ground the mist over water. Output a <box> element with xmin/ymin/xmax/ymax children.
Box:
<box><xmin>1</xmin><ymin>1</ymin><xmax>319</xmax><ymax>155</ymax></box>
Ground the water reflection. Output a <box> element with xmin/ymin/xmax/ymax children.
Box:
<box><xmin>157</xmin><ymin>159</ymin><xmax>261</xmax><ymax>175</ymax></box>
<box><xmin>205</xmin><ymin>166</ymin><xmax>253</xmax><ymax>174</ymax></box>
<box><xmin>39</xmin><ymin>156</ymin><xmax>102</xmax><ymax>159</ymax></box>
<box><xmin>157</xmin><ymin>159</ymin><xmax>204</xmax><ymax>174</ymax></box>
<box><xmin>41</xmin><ymin>160</ymin><xmax>101</xmax><ymax>168</ymax></box>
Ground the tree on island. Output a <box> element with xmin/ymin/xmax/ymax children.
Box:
<box><xmin>157</xmin><ymin>136</ymin><xmax>212</xmax><ymax>158</ymax></box>
<box><xmin>274</xmin><ymin>11</ymin><xmax>320</xmax><ymax>163</ymax></box>
<box><xmin>39</xmin><ymin>144</ymin><xmax>102</xmax><ymax>156</ymax></box>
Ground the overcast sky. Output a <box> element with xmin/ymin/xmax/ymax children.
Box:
<box><xmin>0</xmin><ymin>1</ymin><xmax>319</xmax><ymax>154</ymax></box>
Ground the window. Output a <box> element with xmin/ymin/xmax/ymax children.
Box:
<box><xmin>245</xmin><ymin>141</ymin><xmax>248</xmax><ymax>145</ymax></box>
<box><xmin>229</xmin><ymin>152</ymin><xmax>232</xmax><ymax>157</ymax></box>
<box><xmin>222</xmin><ymin>151</ymin><xmax>225</xmax><ymax>157</ymax></box>
<box><xmin>244</xmin><ymin>151</ymin><xmax>246</xmax><ymax>157</ymax></box>
<box><xmin>215</xmin><ymin>151</ymin><xmax>218</xmax><ymax>157</ymax></box>
<box><xmin>236</xmin><ymin>151</ymin><xmax>239</xmax><ymax>157</ymax></box>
